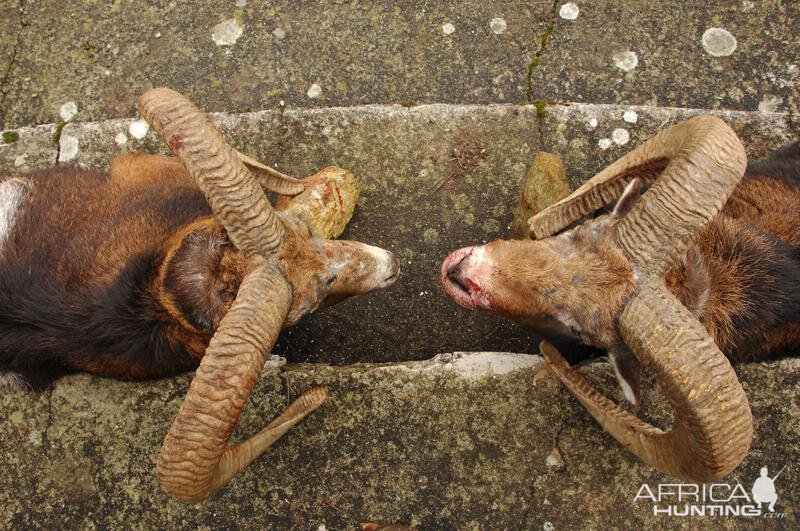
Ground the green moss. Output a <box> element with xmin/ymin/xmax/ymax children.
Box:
<box><xmin>526</xmin><ymin>0</ymin><xmax>558</xmax><ymax>104</ymax></box>
<box><xmin>52</xmin><ymin>121</ymin><xmax>66</xmax><ymax>145</ymax></box>
<box><xmin>2</xmin><ymin>130</ymin><xmax>19</xmax><ymax>143</ymax></box>
<box><xmin>400</xmin><ymin>99</ymin><xmax>417</xmax><ymax>108</ymax></box>
<box><xmin>533</xmin><ymin>99</ymin><xmax>547</xmax><ymax>118</ymax></box>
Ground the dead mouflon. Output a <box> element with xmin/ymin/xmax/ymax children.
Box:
<box><xmin>441</xmin><ymin>116</ymin><xmax>800</xmax><ymax>482</ymax></box>
<box><xmin>0</xmin><ymin>88</ymin><xmax>398</xmax><ymax>501</ymax></box>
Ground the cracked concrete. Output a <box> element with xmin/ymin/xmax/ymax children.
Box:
<box><xmin>0</xmin><ymin>0</ymin><xmax>25</xmax><ymax>128</ymax></box>
<box><xmin>2</xmin><ymin>354</ymin><xmax>798</xmax><ymax>528</ymax></box>
<box><xmin>1</xmin><ymin>1</ymin><xmax>798</xmax><ymax>129</ymax></box>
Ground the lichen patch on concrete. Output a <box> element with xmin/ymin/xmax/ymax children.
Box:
<box><xmin>702</xmin><ymin>27</ymin><xmax>737</xmax><ymax>57</ymax></box>
<box><xmin>211</xmin><ymin>18</ymin><xmax>244</xmax><ymax>47</ymax></box>
<box><xmin>559</xmin><ymin>2</ymin><xmax>580</xmax><ymax>21</ymax></box>
<box><xmin>611</xmin><ymin>51</ymin><xmax>638</xmax><ymax>72</ymax></box>
<box><xmin>57</xmin><ymin>134</ymin><xmax>78</xmax><ymax>162</ymax></box>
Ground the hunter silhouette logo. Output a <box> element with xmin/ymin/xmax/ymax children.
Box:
<box><xmin>752</xmin><ymin>465</ymin><xmax>785</xmax><ymax>513</ymax></box>
<box><xmin>634</xmin><ymin>465</ymin><xmax>787</xmax><ymax>518</ymax></box>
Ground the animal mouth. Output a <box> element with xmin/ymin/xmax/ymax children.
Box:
<box><xmin>440</xmin><ymin>247</ymin><xmax>482</xmax><ymax>310</ymax></box>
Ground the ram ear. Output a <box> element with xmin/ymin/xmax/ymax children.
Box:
<box><xmin>611</xmin><ymin>178</ymin><xmax>642</xmax><ymax>220</ymax></box>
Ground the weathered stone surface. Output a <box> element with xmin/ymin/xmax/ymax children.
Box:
<box><xmin>1</xmin><ymin>1</ymin><xmax>798</xmax><ymax>129</ymax></box>
<box><xmin>1</xmin><ymin>102</ymin><xmax>795</xmax><ymax>365</ymax></box>
<box><xmin>510</xmin><ymin>151</ymin><xmax>570</xmax><ymax>239</ymax></box>
<box><xmin>1</xmin><ymin>102</ymin><xmax>798</xmax><ymax>528</ymax></box>
<box><xmin>1</xmin><ymin>354</ymin><xmax>797</xmax><ymax>528</ymax></box>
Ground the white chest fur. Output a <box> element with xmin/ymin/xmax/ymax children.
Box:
<box><xmin>0</xmin><ymin>177</ymin><xmax>32</xmax><ymax>255</ymax></box>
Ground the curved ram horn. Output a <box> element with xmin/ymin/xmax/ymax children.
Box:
<box><xmin>139</xmin><ymin>88</ymin><xmax>328</xmax><ymax>501</ymax></box>
<box><xmin>615</xmin><ymin>116</ymin><xmax>748</xmax><ymax>275</ymax></box>
<box><xmin>542</xmin><ymin>288</ymin><xmax>752</xmax><ymax>480</ymax></box>
<box><xmin>540</xmin><ymin>116</ymin><xmax>752</xmax><ymax>481</ymax></box>
<box><xmin>156</xmin><ymin>257</ymin><xmax>326</xmax><ymax>501</ymax></box>
<box><xmin>528</xmin><ymin>116</ymin><xmax>741</xmax><ymax>240</ymax></box>
<box><xmin>138</xmin><ymin>87</ymin><xmax>286</xmax><ymax>257</ymax></box>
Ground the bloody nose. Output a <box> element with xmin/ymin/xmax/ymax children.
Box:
<box><xmin>446</xmin><ymin>254</ymin><xmax>467</xmax><ymax>283</ymax></box>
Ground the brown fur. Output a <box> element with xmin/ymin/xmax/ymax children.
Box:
<box><xmin>0</xmin><ymin>153</ymin><xmax>397</xmax><ymax>385</ymax></box>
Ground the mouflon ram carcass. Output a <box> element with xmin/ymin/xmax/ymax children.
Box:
<box><xmin>441</xmin><ymin>115</ymin><xmax>800</xmax><ymax>482</ymax></box>
<box><xmin>0</xmin><ymin>88</ymin><xmax>399</xmax><ymax>502</ymax></box>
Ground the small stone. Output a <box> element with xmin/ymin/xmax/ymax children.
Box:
<box><xmin>59</xmin><ymin>101</ymin><xmax>78</xmax><ymax>122</ymax></box>
<box><xmin>273</xmin><ymin>27</ymin><xmax>285</xmax><ymax>39</ymax></box>
<box><xmin>489</xmin><ymin>18</ymin><xmax>507</xmax><ymax>34</ymax></box>
<box><xmin>622</xmin><ymin>110</ymin><xmax>638</xmax><ymax>124</ymax></box>
<box><xmin>612</xmin><ymin>51</ymin><xmax>638</xmax><ymax>72</ymax></box>
<box><xmin>598</xmin><ymin>138</ymin><xmax>612</xmax><ymax>150</ymax></box>
<box><xmin>510</xmin><ymin>152</ymin><xmax>571</xmax><ymax>239</ymax></box>
<box><xmin>588</xmin><ymin>117</ymin><xmax>598</xmax><ymax>129</ymax></box>
<box><xmin>611</xmin><ymin>128</ymin><xmax>630</xmax><ymax>145</ymax></box>
<box><xmin>702</xmin><ymin>27</ymin><xmax>737</xmax><ymax>57</ymax></box>
<box><xmin>212</xmin><ymin>18</ymin><xmax>244</xmax><ymax>46</ymax></box>
<box><xmin>307</xmin><ymin>83</ymin><xmax>322</xmax><ymax>99</ymax></box>
<box><xmin>545</xmin><ymin>447</ymin><xmax>564</xmax><ymax>469</ymax></box>
<box><xmin>442</xmin><ymin>22</ymin><xmax>456</xmax><ymax>36</ymax></box>
<box><xmin>114</xmin><ymin>132</ymin><xmax>128</xmax><ymax>145</ymax></box>
<box><xmin>235</xmin><ymin>0</ymin><xmax>247</xmax><ymax>6</ymax></box>
<box><xmin>543</xmin><ymin>522</ymin><xmax>555</xmax><ymax>531</ymax></box>
<box><xmin>58</xmin><ymin>135</ymin><xmax>79</xmax><ymax>162</ymax></box>
<box><xmin>559</xmin><ymin>2</ymin><xmax>580</xmax><ymax>21</ymax></box>
<box><xmin>128</xmin><ymin>120</ymin><xmax>149</xmax><ymax>139</ymax></box>
<box><xmin>13</xmin><ymin>154</ymin><xmax>27</xmax><ymax>167</ymax></box>
<box><xmin>154</xmin><ymin>31</ymin><xmax>161</xmax><ymax>39</ymax></box>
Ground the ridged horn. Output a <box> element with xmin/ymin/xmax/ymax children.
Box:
<box><xmin>529</xmin><ymin>116</ymin><xmax>744</xmax><ymax>242</ymax></box>
<box><xmin>542</xmin><ymin>287</ymin><xmax>753</xmax><ymax>480</ymax></box>
<box><xmin>138</xmin><ymin>87</ymin><xmax>285</xmax><ymax>257</ymax></box>
<box><xmin>540</xmin><ymin>116</ymin><xmax>753</xmax><ymax>481</ymax></box>
<box><xmin>615</xmin><ymin>115</ymin><xmax>747</xmax><ymax>276</ymax></box>
<box><xmin>156</xmin><ymin>256</ymin><xmax>327</xmax><ymax>502</ymax></box>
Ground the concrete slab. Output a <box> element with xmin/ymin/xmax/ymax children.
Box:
<box><xmin>1</xmin><ymin>1</ymin><xmax>798</xmax><ymax>128</ymax></box>
<box><xmin>1</xmin><ymin>353</ymin><xmax>797</xmax><ymax>528</ymax></box>
<box><xmin>1</xmin><ymin>102</ymin><xmax>796</xmax><ymax>365</ymax></box>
